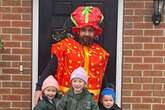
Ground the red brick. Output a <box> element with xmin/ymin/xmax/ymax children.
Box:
<box><xmin>133</xmin><ymin>64</ymin><xmax>152</xmax><ymax>70</ymax></box>
<box><xmin>12</xmin><ymin>102</ymin><xmax>31</xmax><ymax>108</ymax></box>
<box><xmin>0</xmin><ymin>21</ymin><xmax>11</xmax><ymax>27</ymax></box>
<box><xmin>125</xmin><ymin>2</ymin><xmax>144</xmax><ymax>8</ymax></box>
<box><xmin>2</xmin><ymin>68</ymin><xmax>19</xmax><ymax>74</ymax></box>
<box><xmin>123</xmin><ymin>77</ymin><xmax>132</xmax><ymax>83</ymax></box>
<box><xmin>153</xmin><ymin>51</ymin><xmax>165</xmax><ymax>56</ymax></box>
<box><xmin>135</xmin><ymin>9</ymin><xmax>152</xmax><ymax>16</ymax></box>
<box><xmin>123</xmin><ymin>50</ymin><xmax>132</xmax><ymax>56</ymax></box>
<box><xmin>22</xmin><ymin>42</ymin><xmax>32</xmax><ymax>48</ymax></box>
<box><xmin>122</xmin><ymin>90</ymin><xmax>131</xmax><ymax>96</ymax></box>
<box><xmin>12</xmin><ymin>75</ymin><xmax>31</xmax><ymax>81</ymax></box>
<box><xmin>0</xmin><ymin>88</ymin><xmax>11</xmax><ymax>94</ymax></box>
<box><xmin>143</xmin><ymin>71</ymin><xmax>163</xmax><ymax>76</ymax></box>
<box><xmin>144</xmin><ymin>57</ymin><xmax>163</xmax><ymax>63</ymax></box>
<box><xmin>12</xmin><ymin>89</ymin><xmax>31</xmax><ymax>94</ymax></box>
<box><xmin>124</xmin><ymin>9</ymin><xmax>133</xmax><ymax>15</ymax></box>
<box><xmin>153</xmin><ymin>104</ymin><xmax>165</xmax><ymax>110</ymax></box>
<box><xmin>143</xmin><ymin>84</ymin><xmax>162</xmax><ymax>90</ymax></box>
<box><xmin>2</xmin><ymin>28</ymin><xmax>21</xmax><ymax>34</ymax></box>
<box><xmin>144</xmin><ymin>44</ymin><xmax>163</xmax><ymax>49</ymax></box>
<box><xmin>124</xmin><ymin>57</ymin><xmax>142</xmax><ymax>63</ymax></box>
<box><xmin>154</xmin><ymin>37</ymin><xmax>165</xmax><ymax>43</ymax></box>
<box><xmin>12</xmin><ymin>7</ymin><xmax>32</xmax><ymax>13</ymax></box>
<box><xmin>124</xmin><ymin>16</ymin><xmax>143</xmax><ymax>22</ymax></box>
<box><xmin>123</xmin><ymin>71</ymin><xmax>142</xmax><ymax>76</ymax></box>
<box><xmin>133</xmin><ymin>37</ymin><xmax>152</xmax><ymax>43</ymax></box>
<box><xmin>0</xmin><ymin>48</ymin><xmax>11</xmax><ymax>54</ymax></box>
<box><xmin>123</xmin><ymin>64</ymin><xmax>132</xmax><ymax>70</ymax></box>
<box><xmin>123</xmin><ymin>36</ymin><xmax>133</xmax><ymax>42</ymax></box>
<box><xmin>0</xmin><ymin>75</ymin><xmax>11</xmax><ymax>80</ymax></box>
<box><xmin>22</xmin><ymin>55</ymin><xmax>32</xmax><ymax>61</ymax></box>
<box><xmin>144</xmin><ymin>30</ymin><xmax>163</xmax><ymax>36</ymax></box>
<box><xmin>22</xmin><ymin>82</ymin><xmax>31</xmax><ymax>88</ymax></box>
<box><xmin>0</xmin><ymin>102</ymin><xmax>10</xmax><ymax>107</ymax></box>
<box><xmin>153</xmin><ymin>91</ymin><xmax>165</xmax><ymax>96</ymax></box>
<box><xmin>2</xmin><ymin>14</ymin><xmax>21</xmax><ymax>20</ymax></box>
<box><xmin>22</xmin><ymin>28</ymin><xmax>32</xmax><ymax>34</ymax></box>
<box><xmin>124</xmin><ymin>44</ymin><xmax>143</xmax><ymax>49</ymax></box>
<box><xmin>12</xmin><ymin>49</ymin><xmax>31</xmax><ymax>54</ymax></box>
<box><xmin>123</xmin><ymin>97</ymin><xmax>141</xmax><ymax>103</ymax></box>
<box><xmin>12</xmin><ymin>21</ymin><xmax>32</xmax><ymax>27</ymax></box>
<box><xmin>133</xmin><ymin>50</ymin><xmax>152</xmax><ymax>56</ymax></box>
<box><xmin>12</xmin><ymin>62</ymin><xmax>32</xmax><ymax>68</ymax></box>
<box><xmin>124</xmin><ymin>30</ymin><xmax>143</xmax><ymax>36</ymax></box>
<box><xmin>2</xmin><ymin>95</ymin><xmax>21</xmax><ymax>101</ymax></box>
<box><xmin>132</xmin><ymin>104</ymin><xmax>151</xmax><ymax>110</ymax></box>
<box><xmin>153</xmin><ymin>78</ymin><xmax>165</xmax><ymax>83</ymax></box>
<box><xmin>123</xmin><ymin>84</ymin><xmax>141</xmax><ymax>90</ymax></box>
<box><xmin>122</xmin><ymin>104</ymin><xmax>131</xmax><ymax>110</ymax></box>
<box><xmin>0</xmin><ymin>62</ymin><xmax>10</xmax><ymax>67</ymax></box>
<box><xmin>22</xmin><ymin>14</ymin><xmax>32</xmax><ymax>20</ymax></box>
<box><xmin>133</xmin><ymin>77</ymin><xmax>152</xmax><ymax>83</ymax></box>
<box><xmin>12</xmin><ymin>35</ymin><xmax>32</xmax><ymax>41</ymax></box>
<box><xmin>2</xmin><ymin>82</ymin><xmax>21</xmax><ymax>88</ymax></box>
<box><xmin>154</xmin><ymin>64</ymin><xmax>165</xmax><ymax>70</ymax></box>
<box><xmin>22</xmin><ymin>0</ymin><xmax>32</xmax><ymax>6</ymax></box>
<box><xmin>2</xmin><ymin>55</ymin><xmax>20</xmax><ymax>61</ymax></box>
<box><xmin>0</xmin><ymin>7</ymin><xmax>11</xmax><ymax>13</ymax></box>
<box><xmin>2</xmin><ymin>0</ymin><xmax>21</xmax><ymax>6</ymax></box>
<box><xmin>142</xmin><ymin>97</ymin><xmax>161</xmax><ymax>103</ymax></box>
<box><xmin>3</xmin><ymin>42</ymin><xmax>20</xmax><ymax>48</ymax></box>
<box><xmin>22</xmin><ymin>95</ymin><xmax>31</xmax><ymax>101</ymax></box>
<box><xmin>124</xmin><ymin>23</ymin><xmax>133</xmax><ymax>29</ymax></box>
<box><xmin>132</xmin><ymin>91</ymin><xmax>152</xmax><ymax>96</ymax></box>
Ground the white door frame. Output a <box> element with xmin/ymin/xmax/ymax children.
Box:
<box><xmin>32</xmin><ymin>0</ymin><xmax>123</xmax><ymax>107</ymax></box>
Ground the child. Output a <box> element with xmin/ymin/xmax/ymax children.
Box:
<box><xmin>99</xmin><ymin>87</ymin><xmax>121</xmax><ymax>110</ymax></box>
<box><xmin>34</xmin><ymin>75</ymin><xmax>62</xmax><ymax>110</ymax></box>
<box><xmin>57</xmin><ymin>66</ymin><xmax>99</xmax><ymax>110</ymax></box>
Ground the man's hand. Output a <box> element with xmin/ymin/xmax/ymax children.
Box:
<box><xmin>34</xmin><ymin>90</ymin><xmax>42</xmax><ymax>105</ymax></box>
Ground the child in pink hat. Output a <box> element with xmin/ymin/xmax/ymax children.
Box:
<box><xmin>34</xmin><ymin>75</ymin><xmax>62</xmax><ymax>110</ymax></box>
<box><xmin>57</xmin><ymin>67</ymin><xmax>99</xmax><ymax>110</ymax></box>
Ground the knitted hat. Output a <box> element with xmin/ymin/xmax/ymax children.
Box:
<box><xmin>42</xmin><ymin>75</ymin><xmax>59</xmax><ymax>91</ymax></box>
<box><xmin>101</xmin><ymin>88</ymin><xmax>116</xmax><ymax>99</ymax></box>
<box><xmin>71</xmin><ymin>6</ymin><xmax>104</xmax><ymax>36</ymax></box>
<box><xmin>70</xmin><ymin>67</ymin><xmax>88</xmax><ymax>83</ymax></box>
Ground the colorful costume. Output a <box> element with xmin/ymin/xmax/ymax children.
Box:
<box><xmin>51</xmin><ymin>6</ymin><xmax>109</xmax><ymax>100</ymax></box>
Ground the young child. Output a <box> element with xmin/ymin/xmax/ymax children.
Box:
<box><xmin>34</xmin><ymin>75</ymin><xmax>62</xmax><ymax>110</ymax></box>
<box><xmin>99</xmin><ymin>87</ymin><xmax>121</xmax><ymax>110</ymax></box>
<box><xmin>57</xmin><ymin>66</ymin><xmax>99</xmax><ymax>110</ymax></box>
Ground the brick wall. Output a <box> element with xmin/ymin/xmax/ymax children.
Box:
<box><xmin>0</xmin><ymin>0</ymin><xmax>32</xmax><ymax>109</ymax></box>
<box><xmin>0</xmin><ymin>0</ymin><xmax>165</xmax><ymax>110</ymax></box>
<box><xmin>123</xmin><ymin>0</ymin><xmax>165</xmax><ymax>110</ymax></box>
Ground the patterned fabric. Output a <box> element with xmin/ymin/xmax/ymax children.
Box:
<box><xmin>51</xmin><ymin>38</ymin><xmax>109</xmax><ymax>100</ymax></box>
<box><xmin>71</xmin><ymin>6</ymin><xmax>104</xmax><ymax>36</ymax></box>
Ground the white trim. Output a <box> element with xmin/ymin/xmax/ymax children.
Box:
<box><xmin>32</xmin><ymin>0</ymin><xmax>39</xmax><ymax>108</ymax></box>
<box><xmin>116</xmin><ymin>0</ymin><xmax>123</xmax><ymax>107</ymax></box>
<box><xmin>32</xmin><ymin>0</ymin><xmax>123</xmax><ymax>107</ymax></box>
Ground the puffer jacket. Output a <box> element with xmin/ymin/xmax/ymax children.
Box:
<box><xmin>33</xmin><ymin>92</ymin><xmax>62</xmax><ymax>110</ymax></box>
<box><xmin>99</xmin><ymin>103</ymin><xmax>121</xmax><ymax>110</ymax></box>
<box><xmin>57</xmin><ymin>89</ymin><xmax>99</xmax><ymax>110</ymax></box>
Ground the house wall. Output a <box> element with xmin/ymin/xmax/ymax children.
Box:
<box><xmin>0</xmin><ymin>0</ymin><xmax>165</xmax><ymax>110</ymax></box>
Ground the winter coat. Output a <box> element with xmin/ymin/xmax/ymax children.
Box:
<box><xmin>33</xmin><ymin>92</ymin><xmax>62</xmax><ymax>110</ymax></box>
<box><xmin>99</xmin><ymin>103</ymin><xmax>121</xmax><ymax>110</ymax></box>
<box><xmin>57</xmin><ymin>89</ymin><xmax>99</xmax><ymax>110</ymax></box>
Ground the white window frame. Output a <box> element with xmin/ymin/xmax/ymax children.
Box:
<box><xmin>32</xmin><ymin>0</ymin><xmax>123</xmax><ymax>107</ymax></box>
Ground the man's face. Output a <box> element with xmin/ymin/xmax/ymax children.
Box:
<box><xmin>78</xmin><ymin>26</ymin><xmax>95</xmax><ymax>46</ymax></box>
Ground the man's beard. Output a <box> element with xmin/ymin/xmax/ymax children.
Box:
<box><xmin>79</xmin><ymin>36</ymin><xmax>95</xmax><ymax>46</ymax></box>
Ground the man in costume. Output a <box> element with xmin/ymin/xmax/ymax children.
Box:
<box><xmin>34</xmin><ymin>6</ymin><xmax>110</xmax><ymax>105</ymax></box>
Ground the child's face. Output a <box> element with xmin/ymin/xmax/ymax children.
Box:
<box><xmin>71</xmin><ymin>78</ymin><xmax>86</xmax><ymax>94</ymax></box>
<box><xmin>43</xmin><ymin>86</ymin><xmax>57</xmax><ymax>100</ymax></box>
<box><xmin>102</xmin><ymin>95</ymin><xmax>114</xmax><ymax>109</ymax></box>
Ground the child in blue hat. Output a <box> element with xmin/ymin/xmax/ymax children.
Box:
<box><xmin>99</xmin><ymin>87</ymin><xmax>121</xmax><ymax>110</ymax></box>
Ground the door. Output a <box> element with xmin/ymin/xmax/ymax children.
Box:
<box><xmin>39</xmin><ymin>0</ymin><xmax>118</xmax><ymax>90</ymax></box>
